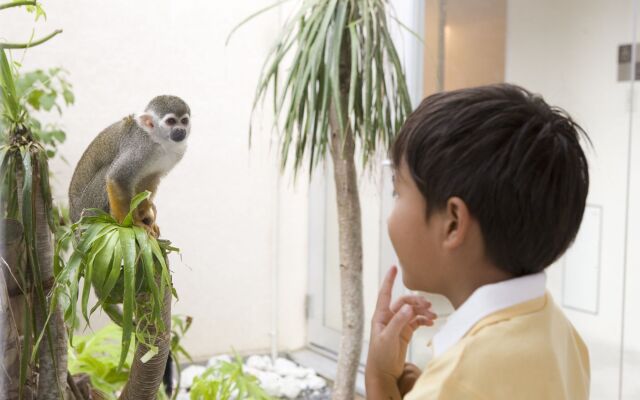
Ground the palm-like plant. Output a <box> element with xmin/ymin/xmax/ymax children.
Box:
<box><xmin>0</xmin><ymin>2</ymin><xmax>66</xmax><ymax>398</ymax></box>
<box><xmin>2</xmin><ymin>3</ymin><xmax>176</xmax><ymax>400</ymax></box>
<box><xmin>53</xmin><ymin>191</ymin><xmax>177</xmax><ymax>400</ymax></box>
<box><xmin>235</xmin><ymin>0</ymin><xmax>412</xmax><ymax>398</ymax></box>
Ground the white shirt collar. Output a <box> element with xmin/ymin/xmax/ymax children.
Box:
<box><xmin>431</xmin><ymin>272</ymin><xmax>546</xmax><ymax>358</ymax></box>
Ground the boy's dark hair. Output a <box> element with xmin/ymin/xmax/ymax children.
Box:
<box><xmin>392</xmin><ymin>83</ymin><xmax>590</xmax><ymax>276</ymax></box>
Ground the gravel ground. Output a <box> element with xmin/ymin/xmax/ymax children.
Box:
<box><xmin>177</xmin><ymin>354</ymin><xmax>334</xmax><ymax>399</ymax></box>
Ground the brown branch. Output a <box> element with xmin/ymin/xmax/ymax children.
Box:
<box><xmin>0</xmin><ymin>29</ymin><xmax>62</xmax><ymax>50</ymax></box>
<box><xmin>119</xmin><ymin>276</ymin><xmax>172</xmax><ymax>400</ymax></box>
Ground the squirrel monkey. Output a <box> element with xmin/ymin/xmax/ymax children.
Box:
<box><xmin>69</xmin><ymin>95</ymin><xmax>191</xmax><ymax>237</ymax></box>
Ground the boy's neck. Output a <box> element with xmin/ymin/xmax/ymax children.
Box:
<box><xmin>444</xmin><ymin>264</ymin><xmax>514</xmax><ymax>309</ymax></box>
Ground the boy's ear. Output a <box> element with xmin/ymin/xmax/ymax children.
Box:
<box><xmin>443</xmin><ymin>197</ymin><xmax>470</xmax><ymax>249</ymax></box>
<box><xmin>136</xmin><ymin>112</ymin><xmax>155</xmax><ymax>134</ymax></box>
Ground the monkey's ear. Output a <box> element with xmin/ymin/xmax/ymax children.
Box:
<box><xmin>136</xmin><ymin>113</ymin><xmax>155</xmax><ymax>133</ymax></box>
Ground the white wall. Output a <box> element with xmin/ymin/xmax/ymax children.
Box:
<box><xmin>505</xmin><ymin>0</ymin><xmax>637</xmax><ymax>398</ymax></box>
<box><xmin>1</xmin><ymin>0</ymin><xmax>309</xmax><ymax>360</ymax></box>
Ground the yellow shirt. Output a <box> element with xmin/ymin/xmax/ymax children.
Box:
<box><xmin>405</xmin><ymin>294</ymin><xmax>590</xmax><ymax>399</ymax></box>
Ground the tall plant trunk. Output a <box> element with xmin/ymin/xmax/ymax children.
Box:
<box><xmin>0</xmin><ymin>258</ymin><xmax>21</xmax><ymax>400</ymax></box>
<box><xmin>328</xmin><ymin>30</ymin><xmax>364</xmax><ymax>400</ymax></box>
<box><xmin>15</xmin><ymin>166</ymin><xmax>69</xmax><ymax>400</ymax></box>
<box><xmin>0</xmin><ymin>219</ymin><xmax>32</xmax><ymax>400</ymax></box>
<box><xmin>119</xmin><ymin>276</ymin><xmax>172</xmax><ymax>400</ymax></box>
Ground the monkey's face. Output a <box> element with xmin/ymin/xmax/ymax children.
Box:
<box><xmin>136</xmin><ymin>96</ymin><xmax>192</xmax><ymax>146</ymax></box>
<box><xmin>138</xmin><ymin>112</ymin><xmax>191</xmax><ymax>145</ymax></box>
<box><xmin>160</xmin><ymin>113</ymin><xmax>191</xmax><ymax>143</ymax></box>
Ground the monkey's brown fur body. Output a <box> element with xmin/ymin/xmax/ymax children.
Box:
<box><xmin>69</xmin><ymin>96</ymin><xmax>190</xmax><ymax>237</ymax></box>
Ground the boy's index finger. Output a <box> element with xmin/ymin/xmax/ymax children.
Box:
<box><xmin>375</xmin><ymin>266</ymin><xmax>398</xmax><ymax>312</ymax></box>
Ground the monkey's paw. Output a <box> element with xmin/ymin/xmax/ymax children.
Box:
<box><xmin>134</xmin><ymin>220</ymin><xmax>160</xmax><ymax>239</ymax></box>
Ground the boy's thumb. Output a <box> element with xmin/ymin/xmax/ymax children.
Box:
<box><xmin>386</xmin><ymin>304</ymin><xmax>414</xmax><ymax>336</ymax></box>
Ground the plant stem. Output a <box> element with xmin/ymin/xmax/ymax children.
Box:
<box><xmin>0</xmin><ymin>30</ymin><xmax>62</xmax><ymax>50</ymax></box>
<box><xmin>0</xmin><ymin>1</ymin><xmax>36</xmax><ymax>11</ymax></box>
<box><xmin>119</xmin><ymin>275</ymin><xmax>172</xmax><ymax>400</ymax></box>
<box><xmin>31</xmin><ymin>168</ymin><xmax>68</xmax><ymax>400</ymax></box>
<box><xmin>329</xmin><ymin>30</ymin><xmax>364</xmax><ymax>400</ymax></box>
<box><xmin>0</xmin><ymin>219</ymin><xmax>26</xmax><ymax>400</ymax></box>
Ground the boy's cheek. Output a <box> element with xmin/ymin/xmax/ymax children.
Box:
<box><xmin>387</xmin><ymin>210</ymin><xmax>417</xmax><ymax>289</ymax></box>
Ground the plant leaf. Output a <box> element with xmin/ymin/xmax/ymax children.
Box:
<box><xmin>118</xmin><ymin>227</ymin><xmax>136</xmax><ymax>370</ymax></box>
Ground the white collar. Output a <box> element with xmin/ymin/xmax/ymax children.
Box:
<box><xmin>431</xmin><ymin>272</ymin><xmax>546</xmax><ymax>358</ymax></box>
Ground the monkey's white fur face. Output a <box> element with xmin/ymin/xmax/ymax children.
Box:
<box><xmin>136</xmin><ymin>111</ymin><xmax>191</xmax><ymax>151</ymax></box>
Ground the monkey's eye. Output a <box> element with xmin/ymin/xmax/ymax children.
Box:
<box><xmin>181</xmin><ymin>117</ymin><xmax>189</xmax><ymax>125</ymax></box>
<box><xmin>166</xmin><ymin>117</ymin><xmax>177</xmax><ymax>126</ymax></box>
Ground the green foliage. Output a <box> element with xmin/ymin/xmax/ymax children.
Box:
<box><xmin>1</xmin><ymin>3</ymin><xmax>69</xmax><ymax>398</ymax></box>
<box><xmin>1</xmin><ymin>48</ymin><xmax>61</xmax><ymax>397</ymax></box>
<box><xmin>189</xmin><ymin>355</ymin><xmax>274</xmax><ymax>400</ymax></box>
<box><xmin>0</xmin><ymin>64</ymin><xmax>74</xmax><ymax>157</ymax></box>
<box><xmin>52</xmin><ymin>203</ymin><xmax>72</xmax><ymax>252</ymax></box>
<box><xmin>0</xmin><ymin>49</ymin><xmax>24</xmax><ymax>127</ymax></box>
<box><xmin>68</xmin><ymin>318</ymin><xmax>192</xmax><ymax>400</ymax></box>
<box><xmin>170</xmin><ymin>315</ymin><xmax>193</xmax><ymax>400</ymax></box>
<box><xmin>236</xmin><ymin>0</ymin><xmax>412</xmax><ymax>173</ymax></box>
<box><xmin>0</xmin><ymin>1</ymin><xmax>47</xmax><ymax>19</ymax></box>
<box><xmin>53</xmin><ymin>191</ymin><xmax>177</xmax><ymax>370</ymax></box>
<box><xmin>67</xmin><ymin>324</ymin><xmax>135</xmax><ymax>399</ymax></box>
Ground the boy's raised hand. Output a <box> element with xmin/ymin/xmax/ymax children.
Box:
<box><xmin>365</xmin><ymin>266</ymin><xmax>437</xmax><ymax>399</ymax></box>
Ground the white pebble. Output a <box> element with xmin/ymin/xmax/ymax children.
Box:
<box><xmin>301</xmin><ymin>367</ymin><xmax>317</xmax><ymax>378</ymax></box>
<box><xmin>280</xmin><ymin>376</ymin><xmax>303</xmax><ymax>399</ymax></box>
<box><xmin>306</xmin><ymin>374</ymin><xmax>327</xmax><ymax>390</ymax></box>
<box><xmin>180</xmin><ymin>365</ymin><xmax>207</xmax><ymax>389</ymax></box>
<box><xmin>207</xmin><ymin>354</ymin><xmax>232</xmax><ymax>368</ymax></box>
<box><xmin>243</xmin><ymin>365</ymin><xmax>264</xmax><ymax>380</ymax></box>
<box><xmin>246</xmin><ymin>355</ymin><xmax>273</xmax><ymax>371</ymax></box>
<box><xmin>258</xmin><ymin>371</ymin><xmax>283</xmax><ymax>397</ymax></box>
<box><xmin>176</xmin><ymin>392</ymin><xmax>190</xmax><ymax>400</ymax></box>
<box><xmin>273</xmin><ymin>357</ymin><xmax>300</xmax><ymax>377</ymax></box>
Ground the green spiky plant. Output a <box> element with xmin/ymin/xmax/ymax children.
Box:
<box><xmin>53</xmin><ymin>191</ymin><xmax>179</xmax><ymax>400</ymax></box>
<box><xmin>67</xmin><ymin>315</ymin><xmax>192</xmax><ymax>400</ymax></box>
<box><xmin>230</xmin><ymin>0</ymin><xmax>412</xmax><ymax>398</ymax></box>
<box><xmin>0</xmin><ymin>2</ymin><xmax>67</xmax><ymax>399</ymax></box>
<box><xmin>67</xmin><ymin>324</ymin><xmax>136</xmax><ymax>399</ymax></box>
<box><xmin>169</xmin><ymin>315</ymin><xmax>193</xmax><ymax>400</ymax></box>
<box><xmin>2</xmin><ymin>3</ymin><xmax>177</xmax><ymax>399</ymax></box>
<box><xmin>189</xmin><ymin>355</ymin><xmax>274</xmax><ymax>400</ymax></box>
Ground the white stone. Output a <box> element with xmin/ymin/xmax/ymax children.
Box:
<box><xmin>207</xmin><ymin>354</ymin><xmax>233</xmax><ymax>368</ymax></box>
<box><xmin>176</xmin><ymin>391</ymin><xmax>191</xmax><ymax>400</ymax></box>
<box><xmin>246</xmin><ymin>355</ymin><xmax>273</xmax><ymax>371</ymax></box>
<box><xmin>301</xmin><ymin>367</ymin><xmax>317</xmax><ymax>378</ymax></box>
<box><xmin>243</xmin><ymin>365</ymin><xmax>264</xmax><ymax>380</ymax></box>
<box><xmin>306</xmin><ymin>374</ymin><xmax>327</xmax><ymax>390</ymax></box>
<box><xmin>258</xmin><ymin>371</ymin><xmax>283</xmax><ymax>397</ymax></box>
<box><xmin>273</xmin><ymin>357</ymin><xmax>299</xmax><ymax>376</ymax></box>
<box><xmin>280</xmin><ymin>376</ymin><xmax>303</xmax><ymax>399</ymax></box>
<box><xmin>180</xmin><ymin>364</ymin><xmax>207</xmax><ymax>389</ymax></box>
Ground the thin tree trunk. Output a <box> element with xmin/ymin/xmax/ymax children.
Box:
<box><xmin>0</xmin><ymin>219</ymin><xmax>29</xmax><ymax>400</ymax></box>
<box><xmin>0</xmin><ymin>266</ymin><xmax>20</xmax><ymax>400</ymax></box>
<box><xmin>328</xmin><ymin>28</ymin><xmax>365</xmax><ymax>400</ymax></box>
<box><xmin>119</xmin><ymin>276</ymin><xmax>172</xmax><ymax>400</ymax></box>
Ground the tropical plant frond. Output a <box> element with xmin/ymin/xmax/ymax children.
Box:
<box><xmin>52</xmin><ymin>191</ymin><xmax>179</xmax><ymax>371</ymax></box>
<box><xmin>189</xmin><ymin>353</ymin><xmax>275</xmax><ymax>400</ymax></box>
<box><xmin>247</xmin><ymin>0</ymin><xmax>412</xmax><ymax>175</ymax></box>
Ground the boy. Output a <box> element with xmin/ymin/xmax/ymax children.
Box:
<box><xmin>365</xmin><ymin>84</ymin><xmax>590</xmax><ymax>399</ymax></box>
